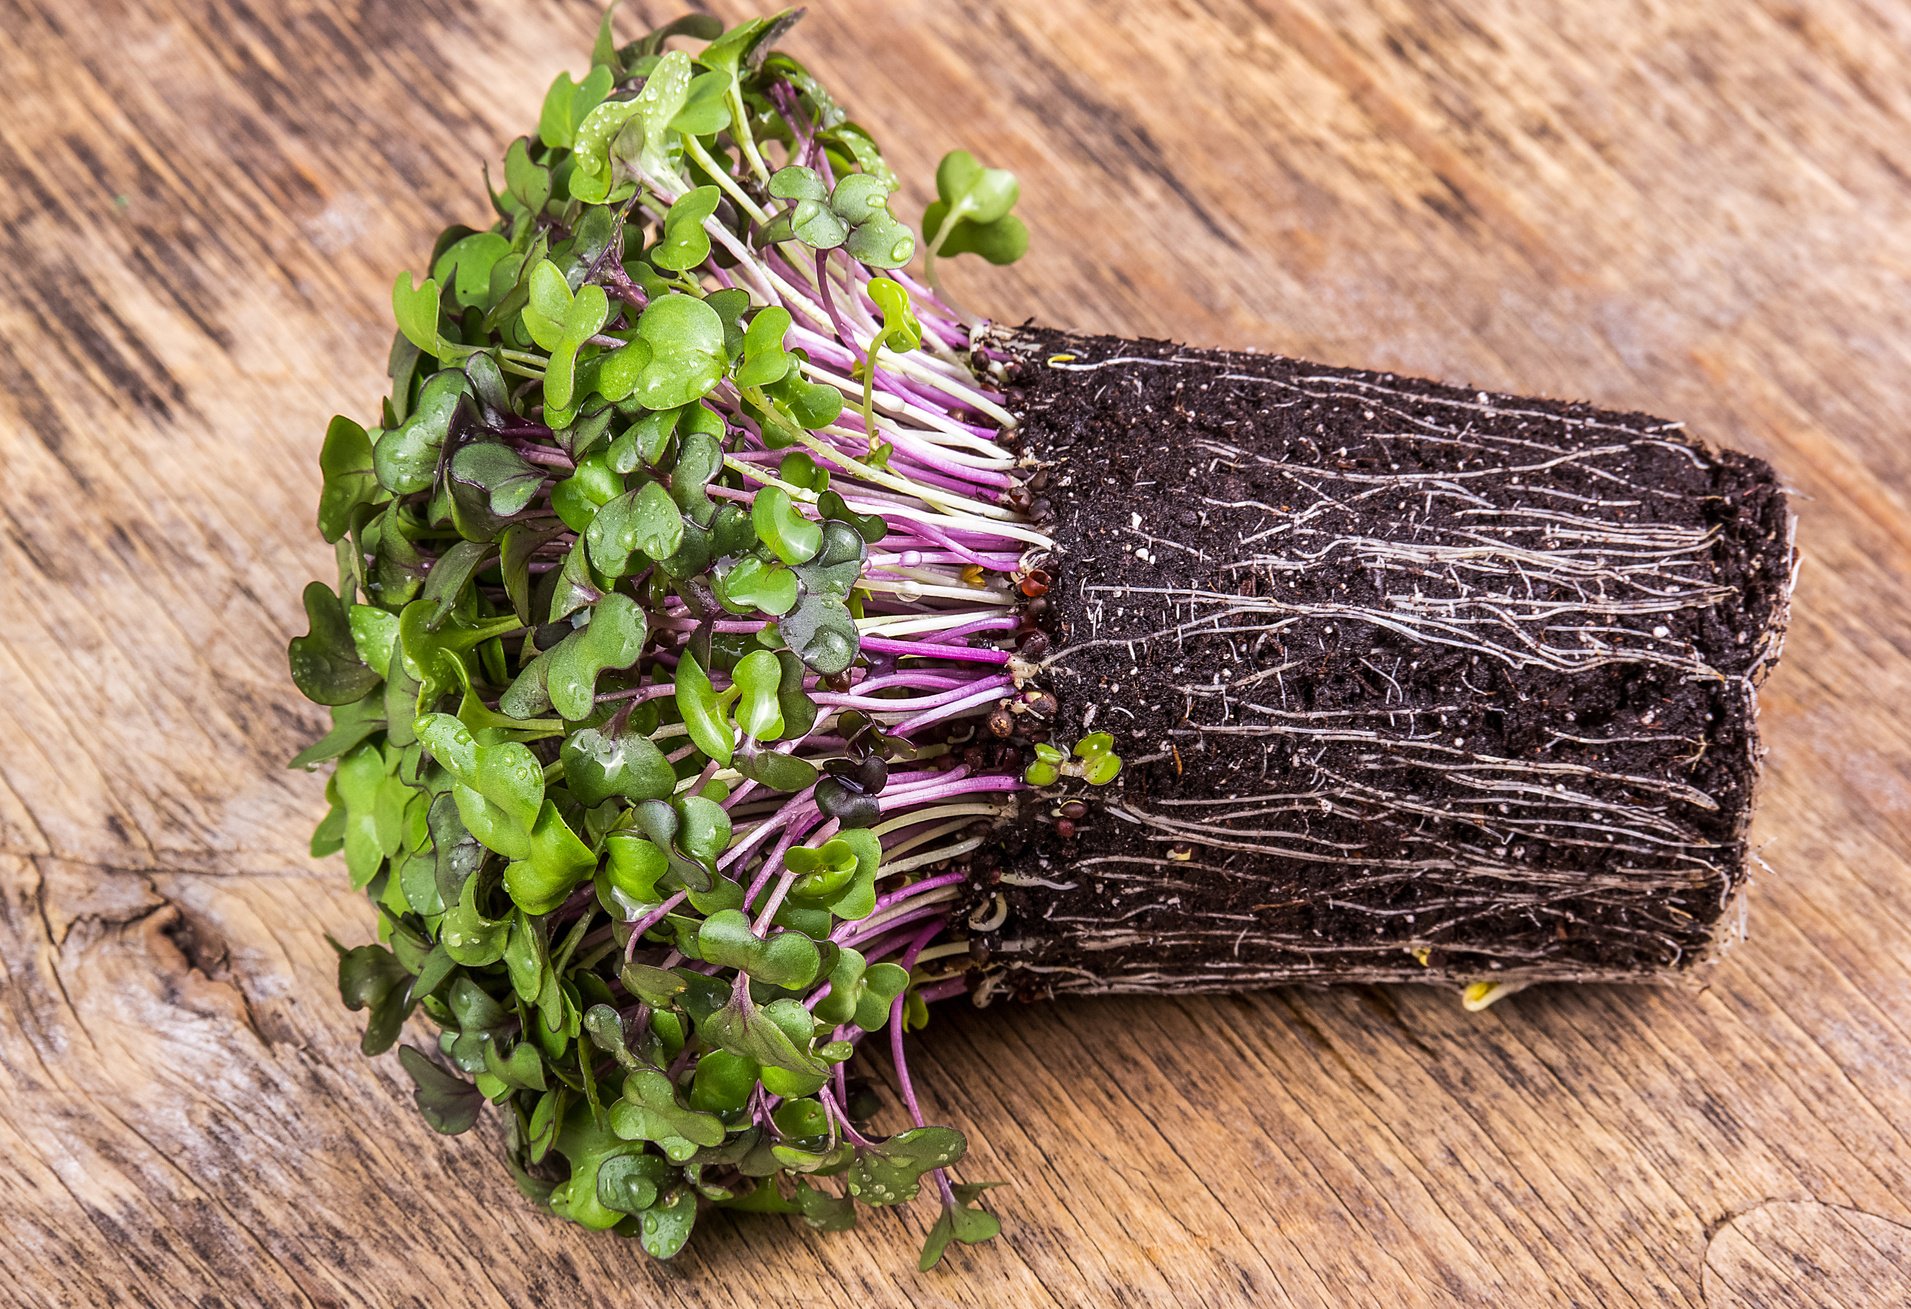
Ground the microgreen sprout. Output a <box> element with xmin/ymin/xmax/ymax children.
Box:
<box><xmin>1022</xmin><ymin>733</ymin><xmax>1122</xmax><ymax>788</ymax></box>
<box><xmin>293</xmin><ymin>5</ymin><xmax>1046</xmax><ymax>1271</ymax></box>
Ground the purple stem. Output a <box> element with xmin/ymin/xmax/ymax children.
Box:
<box><xmin>623</xmin><ymin>891</ymin><xmax>688</xmax><ymax>961</ymax></box>
<box><xmin>888</xmin><ymin>920</ymin><xmax>963</xmax><ymax>1211</ymax></box>
<box><xmin>860</xmin><ymin>635</ymin><xmax>1012</xmax><ymax>665</ymax></box>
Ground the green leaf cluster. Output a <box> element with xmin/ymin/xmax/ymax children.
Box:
<box><xmin>291</xmin><ymin>3</ymin><xmax>1012</xmax><ymax>1271</ymax></box>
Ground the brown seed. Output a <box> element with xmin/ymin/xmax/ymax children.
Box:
<box><xmin>1025</xmin><ymin>690</ymin><xmax>1059</xmax><ymax>719</ymax></box>
<box><xmin>986</xmin><ymin>708</ymin><xmax>1016</xmax><ymax>738</ymax></box>
<box><xmin>1060</xmin><ymin>800</ymin><xmax>1087</xmax><ymax>820</ymax></box>
<box><xmin>1018</xmin><ymin>631</ymin><xmax>1050</xmax><ymax>660</ymax></box>
<box><xmin>1054</xmin><ymin>818</ymin><xmax>1077</xmax><ymax>839</ymax></box>
<box><xmin>1019</xmin><ymin>568</ymin><xmax>1052</xmax><ymax>598</ymax></box>
<box><xmin>1005</xmin><ymin>484</ymin><xmax>1034</xmax><ymax>512</ymax></box>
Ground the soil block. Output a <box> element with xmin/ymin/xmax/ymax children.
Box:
<box><xmin>969</xmin><ymin>325</ymin><xmax>1795</xmax><ymax>999</ymax></box>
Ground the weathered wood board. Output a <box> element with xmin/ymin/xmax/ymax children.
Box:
<box><xmin>3</xmin><ymin>1</ymin><xmax>1909</xmax><ymax>1304</ymax></box>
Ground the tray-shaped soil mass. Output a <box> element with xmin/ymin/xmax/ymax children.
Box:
<box><xmin>969</xmin><ymin>326</ymin><xmax>1795</xmax><ymax>998</ymax></box>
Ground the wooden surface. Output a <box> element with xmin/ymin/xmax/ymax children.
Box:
<box><xmin>2</xmin><ymin>1</ymin><xmax>1908</xmax><ymax>1304</ymax></box>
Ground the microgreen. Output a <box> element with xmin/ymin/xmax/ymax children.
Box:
<box><xmin>1023</xmin><ymin>733</ymin><xmax>1122</xmax><ymax>788</ymax></box>
<box><xmin>922</xmin><ymin>150</ymin><xmax>1029</xmax><ymax>290</ymax></box>
<box><xmin>293</xmin><ymin>3</ymin><xmax>1038</xmax><ymax>1272</ymax></box>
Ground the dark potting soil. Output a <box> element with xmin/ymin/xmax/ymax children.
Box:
<box><xmin>968</xmin><ymin>326</ymin><xmax>1794</xmax><ymax>998</ymax></box>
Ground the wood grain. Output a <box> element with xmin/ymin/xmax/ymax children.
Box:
<box><xmin>2</xmin><ymin>0</ymin><xmax>1908</xmax><ymax>1304</ymax></box>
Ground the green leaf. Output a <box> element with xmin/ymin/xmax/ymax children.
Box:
<box><xmin>668</xmin><ymin>426</ymin><xmax>723</xmax><ymax>527</ymax></box>
<box><xmin>316</xmin><ymin>415</ymin><xmax>380</xmax><ymax>543</ymax></box>
<box><xmin>551</xmin><ymin>450</ymin><xmax>622</xmax><ymax>533</ymax></box>
<box><xmin>672</xmin><ymin>793</ymin><xmax>732</xmax><ymax>868</ymax></box>
<box><xmin>289</xmin><ymin>581</ymin><xmax>380</xmax><ymax>705</ymax></box>
<box><xmin>768</xmin><ymin>165</ymin><xmax>828</xmax><ymax>203</ymax></box>
<box><xmin>568</xmin><ymin>99</ymin><xmax>641</xmax><ymax>202</ymax></box>
<box><xmin>845</xmin><ymin>216</ymin><xmax>917</xmax><ymax>270</ymax></box>
<box><xmin>419</xmin><ymin>714</ymin><xmax>544</xmax><ymax>856</ymax></box>
<box><xmin>602</xmin><ymin>831</ymin><xmax>670</xmax><ymax>909</ymax></box>
<box><xmin>415</xmin><ymin>539</ymin><xmax>494</xmax><ymax>629</ymax></box>
<box><xmin>527</xmin><ymin>1088</ymin><xmax>565</xmax><ymax>1166</ymax></box>
<box><xmin>432</xmin><ymin>232</ymin><xmax>513</xmax><ymax>308</ymax></box>
<box><xmin>392</xmin><ymin>271</ymin><xmax>447</xmax><ymax>358</ymax></box>
<box><xmin>336</xmin><ymin>941</ymin><xmax>413</xmax><ymax>1055</ymax></box>
<box><xmin>599</xmin><ymin>294</ymin><xmax>726</xmax><ymax>411</ymax></box>
<box><xmin>502</xmin><ymin>137</ymin><xmax>553</xmax><ymax>214</ymax></box>
<box><xmin>288</xmin><ymin>691</ymin><xmax>385</xmax><ymax>770</ymax></box>
<box><xmin>538</xmin><ymin>550</ymin><xmax>597</xmax><ymax>638</ymax></box>
<box><xmin>696</xmin><ymin>909</ymin><xmax>820</xmax><ymax>989</ymax></box>
<box><xmin>672</xmin><ymin>71</ymin><xmax>732</xmax><ymax>136</ymax></box>
<box><xmin>779</xmin><ymin>594</ymin><xmax>858</xmax><ymax>677</ymax></box>
<box><xmin>399</xmin><ymin>1046</ymin><xmax>484</xmax><ymax>1135</ymax></box>
<box><xmin>797</xmin><ymin>1183</ymin><xmax>857</xmax><ymax>1232</ymax></box>
<box><xmin>348</xmin><ymin>603</ymin><xmax>399</xmax><ymax>673</ymax></box>
<box><xmin>924</xmin><ymin>148</ymin><xmax>1029</xmax><ymax>268</ymax></box>
<box><xmin>449</xmin><ymin>442</ymin><xmax>544</xmax><ymax>518</ymax></box>
<box><xmin>563</xmin><ymin>723</ymin><xmax>676</xmax><ymax>808</ymax></box>
<box><xmin>848</xmin><ymin>1126</ymin><xmax>967</xmax><ymax>1207</ymax></box>
<box><xmin>586</xmin><ymin>481</ymin><xmax>684</xmax><ymax>576</ymax></box>
<box><xmin>731</xmin><ymin>648</ymin><xmax>785</xmax><ymax>741</ymax></box>
<box><xmin>767</xmin><ymin>370</ymin><xmax>845</xmax><ymax>431</ymax></box>
<box><xmin>596</xmin><ymin>1153</ymin><xmax>669</xmax><ymax>1216</ymax></box>
<box><xmin>429</xmin><ymin>792</ymin><xmax>486</xmax><ymax>911</ymax></box>
<box><xmin>610</xmin><ymin>1067</ymin><xmax>726</xmax><ymax>1152</ymax></box>
<box><xmin>672</xmin><ymin>650</ymin><xmax>734</xmax><ymax>766</ymax></box>
<box><xmin>374</xmin><ymin>369</ymin><xmax>468</xmax><ymax>495</ymax></box>
<box><xmin>817</xmin><ymin>488</ymin><xmax>887</xmax><ymax>545</ymax></box>
<box><xmin>853</xmin><ymin>963</ymin><xmax>910</xmax><ymax>1032</ymax></box>
<box><xmin>829</xmin><ymin>173</ymin><xmax>891</xmax><ymax>223</ymax></box>
<box><xmin>810</xmin><ymin>946</ymin><xmax>866</xmax><ymax>1027</ymax></box>
<box><xmin>702</xmin><ymin>988</ymin><xmax>826</xmax><ymax>1079</ymax></box>
<box><xmin>689</xmin><ymin>1049</ymin><xmax>758</xmax><ymax>1114</ymax></box>
<box><xmin>717</xmin><ymin>554</ymin><xmax>798</xmax><ymax>616</ymax></box>
<box><xmin>639</xmin><ymin>1189</ymin><xmax>698</xmax><ymax>1259</ymax></box>
<box><xmin>607</xmin><ymin>407</ymin><xmax>681</xmax><ymax>474</ymax></box>
<box><xmin>919</xmin><ymin>1184</ymin><xmax>1004</xmax><ymax>1271</ymax></box>
<box><xmin>697</xmin><ymin>12</ymin><xmax>791</xmax><ymax>77</ymax></box>
<box><xmin>592</xmin><ymin>0</ymin><xmax>624</xmax><ymax>65</ymax></box>
<box><xmin>584</xmin><ymin>1003</ymin><xmax>644</xmax><ymax>1071</ymax></box>
<box><xmin>545</xmin><ymin>592</ymin><xmax>648</xmax><ymax>720</ymax></box>
<box><xmin>538</xmin><ymin>64</ymin><xmax>615</xmax><ymax>150</ymax></box>
<box><xmin>483</xmin><ymin>1037</ymin><xmax>549</xmax><ymax>1093</ymax></box>
<box><xmin>629</xmin><ymin>49</ymin><xmax>695</xmax><ymax>178</ymax></box>
<box><xmin>794</xmin><ymin>519</ymin><xmax>867</xmax><ymax>598</ymax></box>
<box><xmin>499</xmin><ymin>521</ymin><xmax>563</xmax><ymax>623</ymax></box>
<box><xmin>733</xmin><ymin>744</ymin><xmax>818</xmax><ymax>793</ymax></box>
<box><xmin>751</xmin><ymin>485</ymin><xmax>822</xmax><ymax>565</ymax></box>
<box><xmin>652</xmin><ymin>185</ymin><xmax>720</xmax><ymax>272</ymax></box>
<box><xmin>503</xmin><ymin>801</ymin><xmax>598</xmax><ymax>914</ymax></box>
<box><xmin>734</xmin><ymin>305</ymin><xmax>793</xmax><ymax>389</ymax></box>
<box><xmin>868</xmin><ymin>277</ymin><xmax>923</xmax><ymax>352</ymax></box>
<box><xmin>439</xmin><ymin>879</ymin><xmax>508</xmax><ymax>970</ymax></box>
<box><xmin>522</xmin><ymin>260</ymin><xmax>609</xmax><ymax>414</ymax></box>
